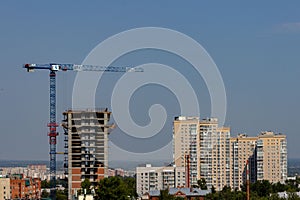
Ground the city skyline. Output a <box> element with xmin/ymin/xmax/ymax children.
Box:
<box><xmin>0</xmin><ymin>1</ymin><xmax>300</xmax><ymax>162</ymax></box>
<box><xmin>134</xmin><ymin>116</ymin><xmax>288</xmax><ymax>197</ymax></box>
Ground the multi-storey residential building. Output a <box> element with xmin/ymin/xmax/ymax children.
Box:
<box><xmin>230</xmin><ymin>134</ymin><xmax>257</xmax><ymax>190</ymax></box>
<box><xmin>0</xmin><ymin>178</ymin><xmax>10</xmax><ymax>200</ymax></box>
<box><xmin>173</xmin><ymin>117</ymin><xmax>230</xmax><ymax>190</ymax></box>
<box><xmin>256</xmin><ymin>131</ymin><xmax>287</xmax><ymax>183</ymax></box>
<box><xmin>199</xmin><ymin>118</ymin><xmax>230</xmax><ymax>191</ymax></box>
<box><xmin>62</xmin><ymin>109</ymin><xmax>113</xmax><ymax>199</ymax></box>
<box><xmin>173</xmin><ymin>116</ymin><xmax>200</xmax><ymax>186</ymax></box>
<box><xmin>136</xmin><ymin>164</ymin><xmax>185</xmax><ymax>196</ymax></box>
<box><xmin>229</xmin><ymin>132</ymin><xmax>287</xmax><ymax>189</ymax></box>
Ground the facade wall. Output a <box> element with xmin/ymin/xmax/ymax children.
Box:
<box><xmin>10</xmin><ymin>177</ymin><xmax>41</xmax><ymax>199</ymax></box>
<box><xmin>10</xmin><ymin>179</ymin><xmax>24</xmax><ymax>199</ymax></box>
<box><xmin>229</xmin><ymin>134</ymin><xmax>257</xmax><ymax>190</ymax></box>
<box><xmin>0</xmin><ymin>178</ymin><xmax>10</xmax><ymax>200</ymax></box>
<box><xmin>199</xmin><ymin>118</ymin><xmax>230</xmax><ymax>191</ymax></box>
<box><xmin>256</xmin><ymin>131</ymin><xmax>287</xmax><ymax>183</ymax></box>
<box><xmin>63</xmin><ymin>109</ymin><xmax>112</xmax><ymax>199</ymax></box>
<box><xmin>173</xmin><ymin>116</ymin><xmax>200</xmax><ymax>186</ymax></box>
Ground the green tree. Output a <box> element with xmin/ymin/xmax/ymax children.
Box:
<box><xmin>269</xmin><ymin>193</ymin><xmax>282</xmax><ymax>200</ymax></box>
<box><xmin>220</xmin><ymin>185</ymin><xmax>232</xmax><ymax>199</ymax></box>
<box><xmin>56</xmin><ymin>189</ymin><xmax>68</xmax><ymax>200</ymax></box>
<box><xmin>197</xmin><ymin>178</ymin><xmax>208</xmax><ymax>190</ymax></box>
<box><xmin>285</xmin><ymin>179</ymin><xmax>299</xmax><ymax>193</ymax></box>
<box><xmin>272</xmin><ymin>181</ymin><xmax>286</xmax><ymax>193</ymax></box>
<box><xmin>81</xmin><ymin>178</ymin><xmax>92</xmax><ymax>194</ymax></box>
<box><xmin>41</xmin><ymin>180</ymin><xmax>50</xmax><ymax>188</ymax></box>
<box><xmin>159</xmin><ymin>189</ymin><xmax>174</xmax><ymax>200</ymax></box>
<box><xmin>41</xmin><ymin>189</ymin><xmax>49</xmax><ymax>198</ymax></box>
<box><xmin>251</xmin><ymin>180</ymin><xmax>272</xmax><ymax>197</ymax></box>
<box><xmin>211</xmin><ymin>185</ymin><xmax>216</xmax><ymax>194</ymax></box>
<box><xmin>57</xmin><ymin>178</ymin><xmax>68</xmax><ymax>188</ymax></box>
<box><xmin>287</xmin><ymin>192</ymin><xmax>300</xmax><ymax>200</ymax></box>
<box><xmin>233</xmin><ymin>191</ymin><xmax>246</xmax><ymax>200</ymax></box>
<box><xmin>96</xmin><ymin>176</ymin><xmax>131</xmax><ymax>200</ymax></box>
<box><xmin>174</xmin><ymin>197</ymin><xmax>184</xmax><ymax>200</ymax></box>
<box><xmin>123</xmin><ymin>177</ymin><xmax>138</xmax><ymax>198</ymax></box>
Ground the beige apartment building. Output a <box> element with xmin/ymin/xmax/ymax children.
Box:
<box><xmin>62</xmin><ymin>109</ymin><xmax>112</xmax><ymax>200</ymax></box>
<box><xmin>136</xmin><ymin>164</ymin><xmax>186</xmax><ymax>196</ymax></box>
<box><xmin>0</xmin><ymin>178</ymin><xmax>10</xmax><ymax>200</ymax></box>
<box><xmin>173</xmin><ymin>116</ymin><xmax>200</xmax><ymax>186</ymax></box>
<box><xmin>229</xmin><ymin>131</ymin><xmax>287</xmax><ymax>189</ymax></box>
<box><xmin>199</xmin><ymin>118</ymin><xmax>230</xmax><ymax>191</ymax></box>
<box><xmin>230</xmin><ymin>134</ymin><xmax>257</xmax><ymax>190</ymax></box>
<box><xmin>256</xmin><ymin>131</ymin><xmax>287</xmax><ymax>183</ymax></box>
<box><xmin>173</xmin><ymin>117</ymin><xmax>230</xmax><ymax>190</ymax></box>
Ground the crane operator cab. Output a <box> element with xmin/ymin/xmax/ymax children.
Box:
<box><xmin>50</xmin><ymin>64</ymin><xmax>60</xmax><ymax>71</ymax></box>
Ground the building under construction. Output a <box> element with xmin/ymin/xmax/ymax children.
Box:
<box><xmin>62</xmin><ymin>109</ymin><xmax>113</xmax><ymax>199</ymax></box>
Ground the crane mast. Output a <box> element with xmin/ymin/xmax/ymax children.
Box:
<box><xmin>23</xmin><ymin>63</ymin><xmax>143</xmax><ymax>199</ymax></box>
<box><xmin>49</xmin><ymin>70</ymin><xmax>58</xmax><ymax>199</ymax></box>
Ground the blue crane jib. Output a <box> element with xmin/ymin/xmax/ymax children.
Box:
<box><xmin>24</xmin><ymin>63</ymin><xmax>143</xmax><ymax>72</ymax></box>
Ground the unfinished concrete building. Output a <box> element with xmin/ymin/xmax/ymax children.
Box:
<box><xmin>62</xmin><ymin>109</ymin><xmax>112</xmax><ymax>199</ymax></box>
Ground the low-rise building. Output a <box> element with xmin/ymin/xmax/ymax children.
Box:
<box><xmin>136</xmin><ymin>164</ymin><xmax>185</xmax><ymax>196</ymax></box>
<box><xmin>143</xmin><ymin>188</ymin><xmax>210</xmax><ymax>200</ymax></box>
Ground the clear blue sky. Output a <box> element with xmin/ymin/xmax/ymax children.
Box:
<box><xmin>0</xmin><ymin>1</ymin><xmax>300</xmax><ymax>161</ymax></box>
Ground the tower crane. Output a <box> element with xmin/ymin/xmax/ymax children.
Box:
<box><xmin>23</xmin><ymin>63</ymin><xmax>143</xmax><ymax>199</ymax></box>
